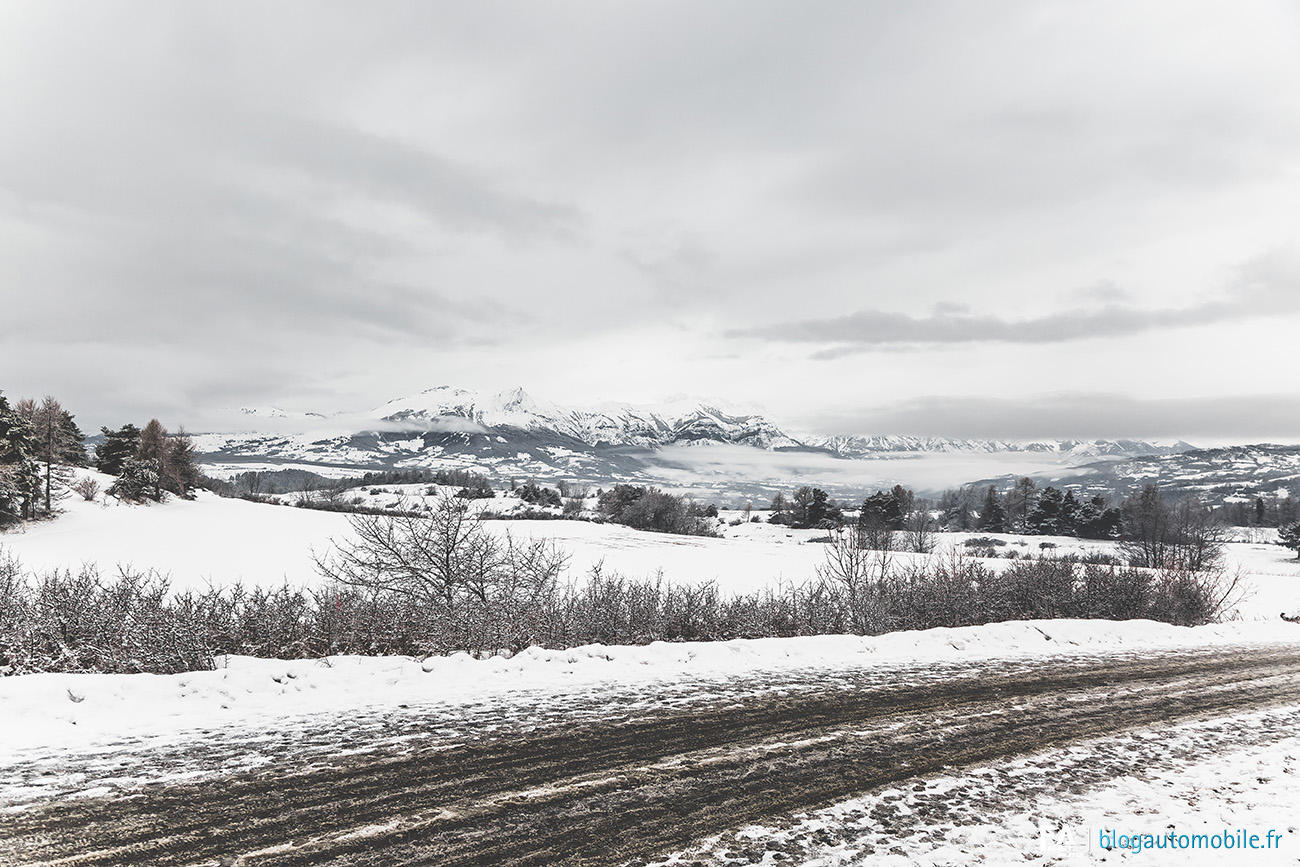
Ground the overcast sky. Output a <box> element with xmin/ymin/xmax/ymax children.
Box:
<box><xmin>2</xmin><ymin>1</ymin><xmax>1298</xmax><ymax>442</ymax></box>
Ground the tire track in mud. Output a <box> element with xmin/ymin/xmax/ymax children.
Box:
<box><xmin>4</xmin><ymin>645</ymin><xmax>1300</xmax><ymax>867</ymax></box>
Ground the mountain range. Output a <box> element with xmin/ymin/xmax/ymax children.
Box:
<box><xmin>191</xmin><ymin>386</ymin><xmax>1258</xmax><ymax>503</ymax></box>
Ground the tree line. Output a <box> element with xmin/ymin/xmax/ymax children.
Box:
<box><xmin>1</xmin><ymin>392</ymin><xmax>87</xmax><ymax>526</ymax></box>
<box><xmin>96</xmin><ymin>420</ymin><xmax>200</xmax><ymax>502</ymax></box>
<box><xmin>765</xmin><ymin>477</ymin><xmax>1300</xmax><ymax>566</ymax></box>
<box><xmin>1</xmin><ymin>386</ymin><xmax>200</xmax><ymax>526</ymax></box>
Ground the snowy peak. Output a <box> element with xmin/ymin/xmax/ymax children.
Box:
<box><xmin>373</xmin><ymin>386</ymin><xmax>576</xmax><ymax>435</ymax></box>
<box><xmin>808</xmin><ymin>434</ymin><xmax>1191</xmax><ymax>461</ymax></box>
<box><xmin>366</xmin><ymin>387</ymin><xmax>798</xmax><ymax>449</ymax></box>
<box><xmin>233</xmin><ymin>388</ymin><xmax>1195</xmax><ymax>459</ymax></box>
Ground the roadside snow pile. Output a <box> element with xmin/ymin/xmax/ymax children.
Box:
<box><xmin>3</xmin><ymin>618</ymin><xmax>1298</xmax><ymax>756</ymax></box>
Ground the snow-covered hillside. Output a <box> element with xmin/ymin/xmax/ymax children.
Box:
<box><xmin>968</xmin><ymin>442</ymin><xmax>1300</xmax><ymax>506</ymax></box>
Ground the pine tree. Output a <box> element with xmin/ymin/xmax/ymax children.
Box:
<box><xmin>109</xmin><ymin>457</ymin><xmax>160</xmax><ymax>503</ymax></box>
<box><xmin>858</xmin><ymin>488</ymin><xmax>909</xmax><ymax>549</ymax></box>
<box><xmin>1060</xmin><ymin>489</ymin><xmax>1081</xmax><ymax>536</ymax></box>
<box><xmin>975</xmin><ymin>485</ymin><xmax>1008</xmax><ymax>533</ymax></box>
<box><xmin>1279</xmin><ymin>522</ymin><xmax>1300</xmax><ymax>560</ymax></box>
<box><xmin>95</xmin><ymin>424</ymin><xmax>142</xmax><ymax>475</ymax></box>
<box><xmin>0</xmin><ymin>393</ymin><xmax>41</xmax><ymax>525</ymax></box>
<box><xmin>1076</xmin><ymin>494</ymin><xmax>1122</xmax><ymax>539</ymax></box>
<box><xmin>164</xmin><ymin>426</ymin><xmax>200</xmax><ymax>498</ymax></box>
<box><xmin>1027</xmin><ymin>486</ymin><xmax>1066</xmax><ymax>535</ymax></box>
<box><xmin>940</xmin><ymin>486</ymin><xmax>978</xmax><ymax>531</ymax></box>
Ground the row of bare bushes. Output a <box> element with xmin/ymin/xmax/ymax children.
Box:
<box><xmin>0</xmin><ymin>538</ymin><xmax>1242</xmax><ymax>675</ymax></box>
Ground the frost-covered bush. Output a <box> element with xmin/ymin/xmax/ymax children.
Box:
<box><xmin>0</xmin><ymin>560</ymin><xmax>213</xmax><ymax>674</ymax></box>
<box><xmin>0</xmin><ymin>526</ymin><xmax>1245</xmax><ymax>676</ymax></box>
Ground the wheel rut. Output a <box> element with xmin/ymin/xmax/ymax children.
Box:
<box><xmin>4</xmin><ymin>645</ymin><xmax>1300</xmax><ymax>867</ymax></box>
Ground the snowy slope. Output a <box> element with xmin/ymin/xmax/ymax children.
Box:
<box><xmin>967</xmin><ymin>443</ymin><xmax>1300</xmax><ymax>504</ymax></box>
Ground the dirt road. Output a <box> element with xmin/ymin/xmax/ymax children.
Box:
<box><xmin>5</xmin><ymin>645</ymin><xmax>1300</xmax><ymax>867</ymax></box>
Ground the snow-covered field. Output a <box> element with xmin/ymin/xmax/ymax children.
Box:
<box><xmin>3</xmin><ymin>478</ymin><xmax>1300</xmax><ymax>864</ymax></box>
<box><xmin>5</xmin><ymin>474</ymin><xmax>1300</xmax><ymax>618</ymax></box>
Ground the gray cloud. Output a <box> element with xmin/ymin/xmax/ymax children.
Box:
<box><xmin>1</xmin><ymin>3</ymin><xmax>1298</xmax><ymax>440</ymax></box>
<box><xmin>234</xmin><ymin>113</ymin><xmax>584</xmax><ymax>241</ymax></box>
<box><xmin>811</xmin><ymin>393</ymin><xmax>1300</xmax><ymax>443</ymax></box>
<box><xmin>738</xmin><ymin>300</ymin><xmax>1235</xmax><ymax>350</ymax></box>
<box><xmin>734</xmin><ymin>248</ymin><xmax>1300</xmax><ymax>351</ymax></box>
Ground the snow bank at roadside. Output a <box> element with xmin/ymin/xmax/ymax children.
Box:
<box><xmin>3</xmin><ymin>618</ymin><xmax>1298</xmax><ymax>757</ymax></box>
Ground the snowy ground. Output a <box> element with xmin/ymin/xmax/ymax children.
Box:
<box><xmin>3</xmin><ymin>477</ymin><xmax>1300</xmax><ymax>864</ymax></box>
<box><xmin>4</xmin><ymin>474</ymin><xmax>1300</xmax><ymax>619</ymax></box>
<box><xmin>648</xmin><ymin>706</ymin><xmax>1300</xmax><ymax>866</ymax></box>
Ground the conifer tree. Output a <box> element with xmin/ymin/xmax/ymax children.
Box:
<box><xmin>17</xmin><ymin>396</ymin><xmax>85</xmax><ymax>515</ymax></box>
<box><xmin>165</xmin><ymin>426</ymin><xmax>200</xmax><ymax>499</ymax></box>
<box><xmin>975</xmin><ymin>485</ymin><xmax>1008</xmax><ymax>533</ymax></box>
<box><xmin>0</xmin><ymin>392</ymin><xmax>41</xmax><ymax>525</ymax></box>
<box><xmin>95</xmin><ymin>424</ymin><xmax>142</xmax><ymax>475</ymax></box>
<box><xmin>1278</xmin><ymin>522</ymin><xmax>1300</xmax><ymax>560</ymax></box>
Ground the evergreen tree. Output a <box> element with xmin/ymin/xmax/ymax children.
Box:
<box><xmin>791</xmin><ymin>486</ymin><xmax>815</xmax><ymax>527</ymax></box>
<box><xmin>940</xmin><ymin>486</ymin><xmax>977</xmax><ymax>531</ymax></box>
<box><xmin>57</xmin><ymin>410</ymin><xmax>88</xmax><ymax>467</ymax></box>
<box><xmin>789</xmin><ymin>486</ymin><xmax>838</xmax><ymax>528</ymax></box>
<box><xmin>858</xmin><ymin>487</ymin><xmax>909</xmax><ymax>549</ymax></box>
<box><xmin>97</xmin><ymin>419</ymin><xmax>200</xmax><ymax>502</ymax></box>
<box><xmin>0</xmin><ymin>393</ymin><xmax>41</xmax><ymax>525</ymax></box>
<box><xmin>1060</xmin><ymin>489</ymin><xmax>1081</xmax><ymax>536</ymax></box>
<box><xmin>975</xmin><ymin>485</ymin><xmax>1008</xmax><ymax>533</ymax></box>
<box><xmin>109</xmin><ymin>457</ymin><xmax>160</xmax><ymax>503</ymax></box>
<box><xmin>1279</xmin><ymin>522</ymin><xmax>1300</xmax><ymax>560</ymax></box>
<box><xmin>1025</xmin><ymin>486</ymin><xmax>1082</xmax><ymax>536</ymax></box>
<box><xmin>162</xmin><ymin>425</ymin><xmax>200</xmax><ymax>498</ymax></box>
<box><xmin>516</xmin><ymin>480</ymin><xmax>561</xmax><ymax>508</ymax></box>
<box><xmin>1076</xmin><ymin>494</ymin><xmax>1122</xmax><ymax>539</ymax></box>
<box><xmin>95</xmin><ymin>424</ymin><xmax>142</xmax><ymax>475</ymax></box>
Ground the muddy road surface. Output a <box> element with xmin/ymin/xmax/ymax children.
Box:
<box><xmin>5</xmin><ymin>645</ymin><xmax>1300</xmax><ymax>867</ymax></box>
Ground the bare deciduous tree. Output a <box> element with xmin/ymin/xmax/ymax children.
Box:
<box><xmin>1120</xmin><ymin>486</ymin><xmax>1226</xmax><ymax>570</ymax></box>
<box><xmin>313</xmin><ymin>495</ymin><xmax>569</xmax><ymax>653</ymax></box>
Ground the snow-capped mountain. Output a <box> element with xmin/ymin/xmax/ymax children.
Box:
<box><xmin>807</xmin><ymin>435</ymin><xmax>1195</xmax><ymax>461</ymax></box>
<box><xmin>361</xmin><ymin>386</ymin><xmax>802</xmax><ymax>450</ymax></box>
<box><xmin>195</xmin><ymin>387</ymin><xmax>1203</xmax><ymax>501</ymax></box>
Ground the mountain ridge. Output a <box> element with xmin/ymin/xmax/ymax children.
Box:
<box><xmin>192</xmin><ymin>386</ymin><xmax>1211</xmax><ymax>501</ymax></box>
<box><xmin>228</xmin><ymin>386</ymin><xmax>1189</xmax><ymax>457</ymax></box>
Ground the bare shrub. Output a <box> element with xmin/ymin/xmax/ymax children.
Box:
<box><xmin>71</xmin><ymin>476</ymin><xmax>100</xmax><ymax>502</ymax></box>
<box><xmin>0</xmin><ymin>523</ymin><xmax>1249</xmax><ymax>676</ymax></box>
